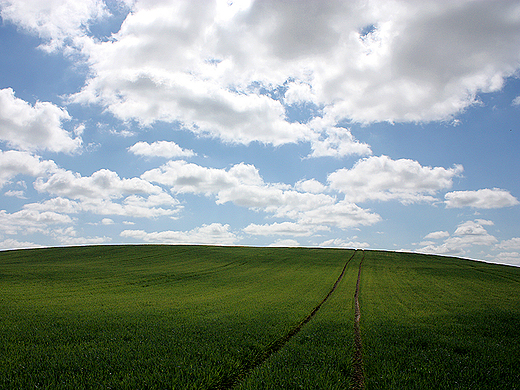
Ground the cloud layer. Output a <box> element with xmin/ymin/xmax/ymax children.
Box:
<box><xmin>0</xmin><ymin>88</ymin><xmax>81</xmax><ymax>153</ymax></box>
<box><xmin>445</xmin><ymin>188</ymin><xmax>519</xmax><ymax>209</ymax></box>
<box><xmin>1</xmin><ymin>0</ymin><xmax>519</xmax><ymax>263</ymax></box>
<box><xmin>328</xmin><ymin>155</ymin><xmax>463</xmax><ymax>204</ymax></box>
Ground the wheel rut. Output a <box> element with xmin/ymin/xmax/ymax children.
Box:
<box><xmin>212</xmin><ymin>251</ymin><xmax>357</xmax><ymax>390</ymax></box>
<box><xmin>351</xmin><ymin>250</ymin><xmax>365</xmax><ymax>390</ymax></box>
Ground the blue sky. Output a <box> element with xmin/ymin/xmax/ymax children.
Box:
<box><xmin>1</xmin><ymin>0</ymin><xmax>520</xmax><ymax>265</ymax></box>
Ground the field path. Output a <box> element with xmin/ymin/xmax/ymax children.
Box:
<box><xmin>213</xmin><ymin>251</ymin><xmax>358</xmax><ymax>390</ymax></box>
<box><xmin>351</xmin><ymin>251</ymin><xmax>365</xmax><ymax>390</ymax></box>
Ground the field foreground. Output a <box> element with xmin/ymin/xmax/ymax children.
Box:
<box><xmin>0</xmin><ymin>245</ymin><xmax>519</xmax><ymax>389</ymax></box>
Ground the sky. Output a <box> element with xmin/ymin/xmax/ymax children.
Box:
<box><xmin>1</xmin><ymin>0</ymin><xmax>520</xmax><ymax>266</ymax></box>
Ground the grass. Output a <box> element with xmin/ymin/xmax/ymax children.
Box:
<box><xmin>1</xmin><ymin>245</ymin><xmax>520</xmax><ymax>389</ymax></box>
<box><xmin>0</xmin><ymin>245</ymin><xmax>351</xmax><ymax>389</ymax></box>
<box><xmin>360</xmin><ymin>250</ymin><xmax>520</xmax><ymax>390</ymax></box>
<box><xmin>236</xmin><ymin>250</ymin><xmax>362</xmax><ymax>390</ymax></box>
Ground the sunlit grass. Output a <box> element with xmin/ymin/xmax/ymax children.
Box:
<box><xmin>236</xmin><ymin>250</ymin><xmax>362</xmax><ymax>390</ymax></box>
<box><xmin>2</xmin><ymin>246</ymin><xmax>520</xmax><ymax>389</ymax></box>
<box><xmin>360</xmin><ymin>251</ymin><xmax>520</xmax><ymax>390</ymax></box>
<box><xmin>0</xmin><ymin>245</ymin><xmax>351</xmax><ymax>389</ymax></box>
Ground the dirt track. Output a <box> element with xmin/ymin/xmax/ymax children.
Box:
<box><xmin>214</xmin><ymin>251</ymin><xmax>357</xmax><ymax>390</ymax></box>
<box><xmin>351</xmin><ymin>251</ymin><xmax>365</xmax><ymax>390</ymax></box>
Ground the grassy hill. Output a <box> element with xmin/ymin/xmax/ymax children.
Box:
<box><xmin>0</xmin><ymin>245</ymin><xmax>519</xmax><ymax>389</ymax></box>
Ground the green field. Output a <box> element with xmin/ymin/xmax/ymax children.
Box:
<box><xmin>0</xmin><ymin>245</ymin><xmax>519</xmax><ymax>389</ymax></box>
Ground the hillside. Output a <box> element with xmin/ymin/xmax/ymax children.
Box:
<box><xmin>0</xmin><ymin>245</ymin><xmax>519</xmax><ymax>389</ymax></box>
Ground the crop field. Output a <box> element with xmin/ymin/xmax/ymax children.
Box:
<box><xmin>0</xmin><ymin>245</ymin><xmax>519</xmax><ymax>389</ymax></box>
<box><xmin>360</xmin><ymin>251</ymin><xmax>520</xmax><ymax>390</ymax></box>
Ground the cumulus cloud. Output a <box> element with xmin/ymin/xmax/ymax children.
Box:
<box><xmin>445</xmin><ymin>188</ymin><xmax>519</xmax><ymax>209</ymax></box>
<box><xmin>494</xmin><ymin>252</ymin><xmax>520</xmax><ymax>266</ymax></box>
<box><xmin>295</xmin><ymin>200</ymin><xmax>381</xmax><ymax>230</ymax></box>
<box><xmin>328</xmin><ymin>155</ymin><xmax>463</xmax><ymax>204</ymax></box>
<box><xmin>142</xmin><ymin>160</ymin><xmax>262</xmax><ymax>196</ymax></box>
<box><xmin>424</xmin><ymin>231</ymin><xmax>450</xmax><ymax>240</ymax></box>
<box><xmin>25</xmin><ymin>193</ymin><xmax>181</xmax><ymax>219</ymax></box>
<box><xmin>243</xmin><ymin>222</ymin><xmax>328</xmax><ymax>237</ymax></box>
<box><xmin>20</xmin><ymin>164</ymin><xmax>182</xmax><ymax>220</ymax></box>
<box><xmin>0</xmin><ymin>88</ymin><xmax>81</xmax><ymax>153</ymax></box>
<box><xmin>59</xmin><ymin>0</ymin><xmax>520</xmax><ymax>155</ymax></box>
<box><xmin>307</xmin><ymin>124</ymin><xmax>372</xmax><ymax>158</ymax></box>
<box><xmin>418</xmin><ymin>219</ymin><xmax>497</xmax><ymax>256</ymax></box>
<box><xmin>128</xmin><ymin>141</ymin><xmax>195</xmax><ymax>159</ymax></box>
<box><xmin>497</xmin><ymin>237</ymin><xmax>520</xmax><ymax>251</ymax></box>
<box><xmin>34</xmin><ymin>168</ymin><xmax>163</xmax><ymax>200</ymax></box>
<box><xmin>0</xmin><ymin>0</ymin><xmax>109</xmax><ymax>51</ymax></box>
<box><xmin>284</xmin><ymin>81</ymin><xmax>317</xmax><ymax>105</ymax></box>
<box><xmin>50</xmin><ymin>226</ymin><xmax>111</xmax><ymax>246</ymax></box>
<box><xmin>143</xmin><ymin>160</ymin><xmax>381</xmax><ymax>230</ymax></box>
<box><xmin>0</xmin><ymin>238</ymin><xmax>42</xmax><ymax>250</ymax></box>
<box><xmin>120</xmin><ymin>223</ymin><xmax>239</xmax><ymax>245</ymax></box>
<box><xmin>268</xmin><ymin>239</ymin><xmax>300</xmax><ymax>247</ymax></box>
<box><xmin>513</xmin><ymin>96</ymin><xmax>520</xmax><ymax>106</ymax></box>
<box><xmin>319</xmin><ymin>238</ymin><xmax>370</xmax><ymax>249</ymax></box>
<box><xmin>0</xmin><ymin>208</ymin><xmax>72</xmax><ymax>236</ymax></box>
<box><xmin>295</xmin><ymin>179</ymin><xmax>327</xmax><ymax>194</ymax></box>
<box><xmin>4</xmin><ymin>190</ymin><xmax>26</xmax><ymax>199</ymax></box>
<box><xmin>0</xmin><ymin>151</ymin><xmax>58</xmax><ymax>188</ymax></box>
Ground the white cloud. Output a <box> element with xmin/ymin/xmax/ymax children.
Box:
<box><xmin>34</xmin><ymin>168</ymin><xmax>163</xmax><ymax>200</ymax></box>
<box><xmin>445</xmin><ymin>188</ymin><xmax>519</xmax><ymax>209</ymax></box>
<box><xmin>4</xmin><ymin>190</ymin><xmax>26</xmax><ymax>199</ymax></box>
<box><xmin>243</xmin><ymin>222</ymin><xmax>328</xmax><ymax>237</ymax></box>
<box><xmin>295</xmin><ymin>179</ymin><xmax>327</xmax><ymax>194</ymax></box>
<box><xmin>284</xmin><ymin>81</ymin><xmax>317</xmax><ymax>105</ymax></box>
<box><xmin>497</xmin><ymin>237</ymin><xmax>520</xmax><ymax>251</ymax></box>
<box><xmin>307</xmin><ymin>123</ymin><xmax>372</xmax><ymax>158</ymax></box>
<box><xmin>0</xmin><ymin>0</ymin><xmax>109</xmax><ymax>51</ymax></box>
<box><xmin>424</xmin><ymin>231</ymin><xmax>450</xmax><ymax>240</ymax></box>
<box><xmin>25</xmin><ymin>193</ymin><xmax>181</xmax><ymax>219</ymax></box>
<box><xmin>268</xmin><ymin>239</ymin><xmax>300</xmax><ymax>247</ymax></box>
<box><xmin>328</xmin><ymin>155</ymin><xmax>463</xmax><ymax>204</ymax></box>
<box><xmin>319</xmin><ymin>238</ymin><xmax>370</xmax><ymax>249</ymax></box>
<box><xmin>60</xmin><ymin>0</ymin><xmax>520</xmax><ymax>155</ymax></box>
<box><xmin>128</xmin><ymin>141</ymin><xmax>196</xmax><ymax>159</ymax></box>
<box><xmin>0</xmin><ymin>89</ymin><xmax>81</xmax><ymax>153</ymax></box>
<box><xmin>120</xmin><ymin>223</ymin><xmax>239</xmax><ymax>245</ymax></box>
<box><xmin>0</xmin><ymin>208</ymin><xmax>72</xmax><ymax>236</ymax></box>
<box><xmin>49</xmin><ymin>226</ymin><xmax>111</xmax><ymax>246</ymax></box>
<box><xmin>0</xmin><ymin>151</ymin><xmax>58</xmax><ymax>188</ymax></box>
<box><xmin>142</xmin><ymin>160</ymin><xmax>256</xmax><ymax>194</ymax></box>
<box><xmin>0</xmin><ymin>238</ymin><xmax>42</xmax><ymax>250</ymax></box>
<box><xmin>21</xmin><ymin>163</ymin><xmax>183</xmax><ymax>219</ymax></box>
<box><xmin>143</xmin><ymin>160</ymin><xmax>381</xmax><ymax>230</ymax></box>
<box><xmin>295</xmin><ymin>200</ymin><xmax>381</xmax><ymax>230</ymax></box>
<box><xmin>418</xmin><ymin>219</ymin><xmax>497</xmax><ymax>256</ymax></box>
<box><xmin>494</xmin><ymin>252</ymin><xmax>520</xmax><ymax>266</ymax></box>
<box><xmin>454</xmin><ymin>219</ymin><xmax>494</xmax><ymax>238</ymax></box>
<box><xmin>101</xmin><ymin>218</ymin><xmax>114</xmax><ymax>225</ymax></box>
<box><xmin>512</xmin><ymin>96</ymin><xmax>520</xmax><ymax>106</ymax></box>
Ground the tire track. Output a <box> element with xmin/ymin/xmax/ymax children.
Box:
<box><xmin>351</xmin><ymin>250</ymin><xmax>365</xmax><ymax>390</ymax></box>
<box><xmin>211</xmin><ymin>250</ymin><xmax>357</xmax><ymax>390</ymax></box>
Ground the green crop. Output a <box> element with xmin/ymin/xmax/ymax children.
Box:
<box><xmin>0</xmin><ymin>245</ymin><xmax>351</xmax><ymax>389</ymax></box>
<box><xmin>236</xmin><ymin>250</ymin><xmax>363</xmax><ymax>390</ymax></box>
<box><xmin>1</xmin><ymin>246</ymin><xmax>519</xmax><ymax>389</ymax></box>
<box><xmin>360</xmin><ymin>250</ymin><xmax>520</xmax><ymax>390</ymax></box>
